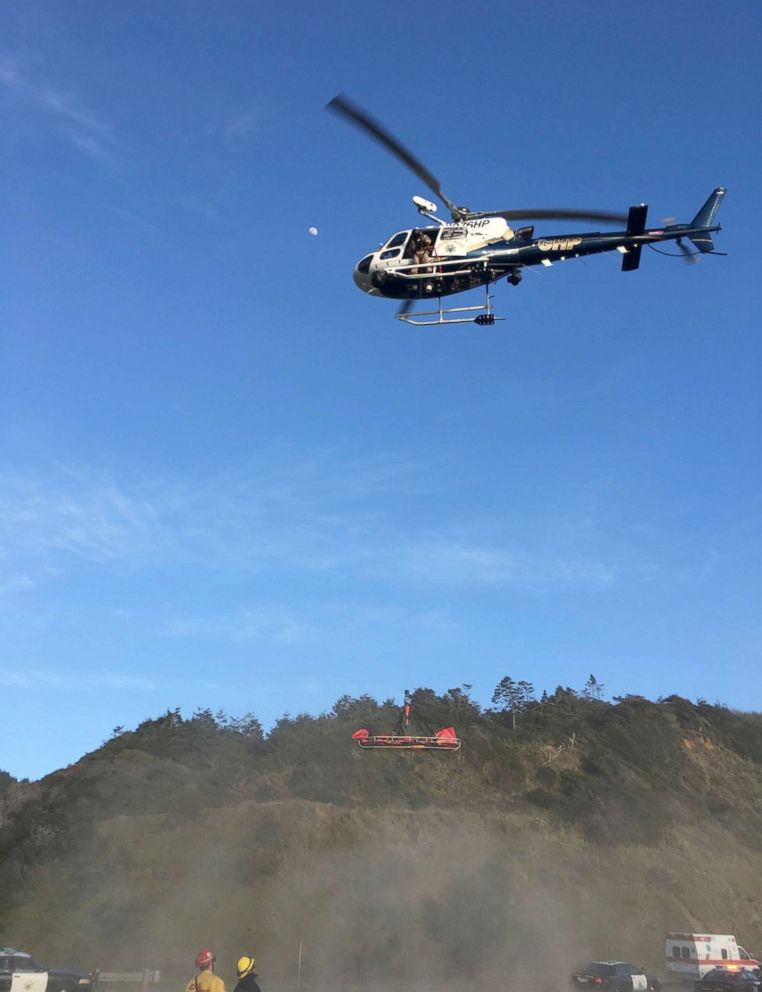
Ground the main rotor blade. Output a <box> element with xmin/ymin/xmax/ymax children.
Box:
<box><xmin>326</xmin><ymin>94</ymin><xmax>460</xmax><ymax>219</ymax></box>
<box><xmin>475</xmin><ymin>208</ymin><xmax>629</xmax><ymax>225</ymax></box>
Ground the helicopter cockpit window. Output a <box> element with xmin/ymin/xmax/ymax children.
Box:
<box><xmin>357</xmin><ymin>255</ymin><xmax>373</xmax><ymax>274</ymax></box>
<box><xmin>384</xmin><ymin>231</ymin><xmax>409</xmax><ymax>250</ymax></box>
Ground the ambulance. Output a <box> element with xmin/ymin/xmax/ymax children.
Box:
<box><xmin>666</xmin><ymin>935</ymin><xmax>760</xmax><ymax>981</ymax></box>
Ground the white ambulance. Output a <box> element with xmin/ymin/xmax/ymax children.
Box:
<box><xmin>666</xmin><ymin>935</ymin><xmax>760</xmax><ymax>981</ymax></box>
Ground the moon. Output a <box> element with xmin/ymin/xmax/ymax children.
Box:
<box><xmin>308</xmin><ymin>226</ymin><xmax>318</xmax><ymax>237</ymax></box>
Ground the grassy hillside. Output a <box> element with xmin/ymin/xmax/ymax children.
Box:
<box><xmin>2</xmin><ymin>690</ymin><xmax>762</xmax><ymax>986</ymax></box>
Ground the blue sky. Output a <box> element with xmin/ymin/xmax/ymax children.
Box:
<box><xmin>2</xmin><ymin>1</ymin><xmax>761</xmax><ymax>780</ymax></box>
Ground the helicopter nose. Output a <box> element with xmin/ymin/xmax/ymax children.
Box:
<box><xmin>353</xmin><ymin>254</ymin><xmax>374</xmax><ymax>293</ymax></box>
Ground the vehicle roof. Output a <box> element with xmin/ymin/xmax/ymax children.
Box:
<box><xmin>668</xmin><ymin>934</ymin><xmax>736</xmax><ymax>940</ymax></box>
<box><xmin>590</xmin><ymin>962</ymin><xmax>634</xmax><ymax>967</ymax></box>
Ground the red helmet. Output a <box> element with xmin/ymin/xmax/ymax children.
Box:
<box><xmin>195</xmin><ymin>950</ymin><xmax>216</xmax><ymax>970</ymax></box>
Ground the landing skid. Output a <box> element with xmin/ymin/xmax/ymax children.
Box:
<box><xmin>395</xmin><ymin>287</ymin><xmax>504</xmax><ymax>327</ymax></box>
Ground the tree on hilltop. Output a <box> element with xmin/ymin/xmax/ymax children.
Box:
<box><xmin>583</xmin><ymin>674</ymin><xmax>604</xmax><ymax>701</ymax></box>
<box><xmin>492</xmin><ymin>675</ymin><xmax>526</xmax><ymax>729</ymax></box>
<box><xmin>517</xmin><ymin>680</ymin><xmax>535</xmax><ymax>704</ymax></box>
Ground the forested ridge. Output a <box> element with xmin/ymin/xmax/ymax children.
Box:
<box><xmin>2</xmin><ymin>686</ymin><xmax>762</xmax><ymax>986</ymax></box>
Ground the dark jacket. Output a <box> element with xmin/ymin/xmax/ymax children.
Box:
<box><xmin>234</xmin><ymin>975</ymin><xmax>262</xmax><ymax>992</ymax></box>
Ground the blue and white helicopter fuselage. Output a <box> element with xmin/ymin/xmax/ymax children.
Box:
<box><xmin>353</xmin><ymin>190</ymin><xmax>725</xmax><ymax>325</ymax></box>
<box><xmin>327</xmin><ymin>93</ymin><xmax>725</xmax><ymax>326</ymax></box>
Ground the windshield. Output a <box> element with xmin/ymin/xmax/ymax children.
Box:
<box><xmin>384</xmin><ymin>231</ymin><xmax>409</xmax><ymax>250</ymax></box>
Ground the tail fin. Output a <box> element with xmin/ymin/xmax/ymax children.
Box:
<box><xmin>622</xmin><ymin>202</ymin><xmax>648</xmax><ymax>271</ymax></box>
<box><xmin>689</xmin><ymin>186</ymin><xmax>726</xmax><ymax>253</ymax></box>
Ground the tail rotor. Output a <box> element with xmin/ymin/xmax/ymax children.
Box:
<box><xmin>662</xmin><ymin>217</ymin><xmax>700</xmax><ymax>264</ymax></box>
<box><xmin>676</xmin><ymin>236</ymin><xmax>700</xmax><ymax>265</ymax></box>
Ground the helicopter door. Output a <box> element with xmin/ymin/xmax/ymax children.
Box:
<box><xmin>376</xmin><ymin>231</ymin><xmax>410</xmax><ymax>270</ymax></box>
<box><xmin>436</xmin><ymin>226</ymin><xmax>468</xmax><ymax>258</ymax></box>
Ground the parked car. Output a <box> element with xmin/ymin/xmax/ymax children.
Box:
<box><xmin>572</xmin><ymin>961</ymin><xmax>662</xmax><ymax>992</ymax></box>
<box><xmin>0</xmin><ymin>950</ymin><xmax>96</xmax><ymax>992</ymax></box>
<box><xmin>694</xmin><ymin>968</ymin><xmax>761</xmax><ymax>992</ymax></box>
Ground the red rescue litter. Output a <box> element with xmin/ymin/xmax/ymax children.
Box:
<box><xmin>351</xmin><ymin>690</ymin><xmax>461</xmax><ymax>751</ymax></box>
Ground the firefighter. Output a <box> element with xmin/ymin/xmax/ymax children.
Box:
<box><xmin>185</xmin><ymin>950</ymin><xmax>225</xmax><ymax>992</ymax></box>
<box><xmin>234</xmin><ymin>956</ymin><xmax>262</xmax><ymax>992</ymax></box>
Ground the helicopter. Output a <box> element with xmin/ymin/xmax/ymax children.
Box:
<box><xmin>326</xmin><ymin>95</ymin><xmax>726</xmax><ymax>326</ymax></box>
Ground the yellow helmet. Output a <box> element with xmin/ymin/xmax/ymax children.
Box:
<box><xmin>237</xmin><ymin>957</ymin><xmax>256</xmax><ymax>979</ymax></box>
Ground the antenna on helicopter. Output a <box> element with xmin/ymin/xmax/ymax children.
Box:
<box><xmin>412</xmin><ymin>195</ymin><xmax>437</xmax><ymax>214</ymax></box>
<box><xmin>412</xmin><ymin>195</ymin><xmax>444</xmax><ymax>225</ymax></box>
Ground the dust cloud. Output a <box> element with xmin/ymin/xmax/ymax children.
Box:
<box><xmin>10</xmin><ymin>797</ymin><xmax>749</xmax><ymax>988</ymax></box>
<box><xmin>14</xmin><ymin>803</ymin><xmax>648</xmax><ymax>989</ymax></box>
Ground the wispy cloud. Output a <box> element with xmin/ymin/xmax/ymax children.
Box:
<box><xmin>165</xmin><ymin>608</ymin><xmax>311</xmax><ymax>645</ymax></box>
<box><xmin>0</xmin><ymin>452</ymin><xmax>620</xmax><ymax>594</ymax></box>
<box><xmin>0</xmin><ymin>573</ymin><xmax>36</xmax><ymax>595</ymax></box>
<box><xmin>0</xmin><ymin>53</ymin><xmax>117</xmax><ymax>161</ymax></box>
<box><xmin>0</xmin><ymin>57</ymin><xmax>21</xmax><ymax>88</ymax></box>
<box><xmin>164</xmin><ymin>600</ymin><xmax>462</xmax><ymax>650</ymax></box>
<box><xmin>0</xmin><ymin>473</ymin><xmax>158</xmax><ymax>562</ymax></box>
<box><xmin>0</xmin><ymin>667</ymin><xmax>157</xmax><ymax>692</ymax></box>
<box><xmin>400</xmin><ymin>538</ymin><xmax>615</xmax><ymax>588</ymax></box>
<box><xmin>0</xmin><ymin>452</ymin><xmax>417</xmax><ymax>569</ymax></box>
